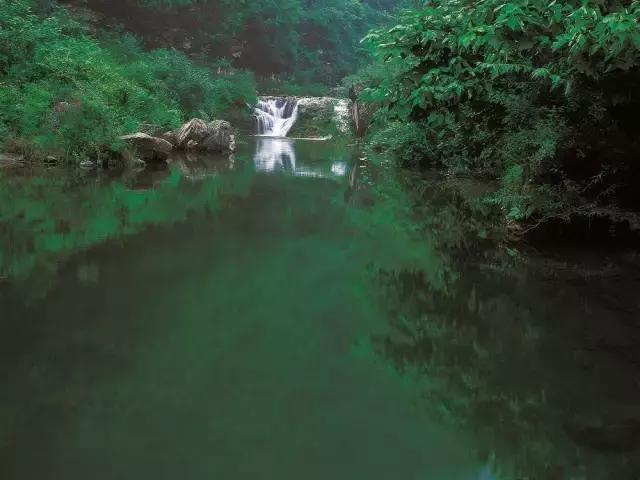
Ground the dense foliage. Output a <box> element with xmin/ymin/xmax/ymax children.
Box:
<box><xmin>0</xmin><ymin>0</ymin><xmax>257</xmax><ymax>161</ymax></box>
<box><xmin>63</xmin><ymin>0</ymin><xmax>405</xmax><ymax>86</ymax></box>
<box><xmin>359</xmin><ymin>0</ymin><xmax>640</xmax><ymax>223</ymax></box>
<box><xmin>0</xmin><ymin>0</ymin><xmax>409</xmax><ymax>161</ymax></box>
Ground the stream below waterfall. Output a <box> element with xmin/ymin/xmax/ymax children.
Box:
<box><xmin>1</xmin><ymin>136</ymin><xmax>640</xmax><ymax>479</ymax></box>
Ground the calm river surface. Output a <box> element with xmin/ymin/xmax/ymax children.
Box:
<box><xmin>1</xmin><ymin>138</ymin><xmax>639</xmax><ymax>479</ymax></box>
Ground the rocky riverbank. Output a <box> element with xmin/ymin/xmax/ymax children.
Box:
<box><xmin>119</xmin><ymin>118</ymin><xmax>236</xmax><ymax>167</ymax></box>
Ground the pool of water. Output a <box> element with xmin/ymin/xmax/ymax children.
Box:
<box><xmin>1</xmin><ymin>138</ymin><xmax>639</xmax><ymax>479</ymax></box>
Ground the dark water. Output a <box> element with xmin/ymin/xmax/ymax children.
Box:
<box><xmin>1</xmin><ymin>138</ymin><xmax>639</xmax><ymax>479</ymax></box>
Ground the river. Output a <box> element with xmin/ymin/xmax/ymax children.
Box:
<box><xmin>1</xmin><ymin>137</ymin><xmax>639</xmax><ymax>479</ymax></box>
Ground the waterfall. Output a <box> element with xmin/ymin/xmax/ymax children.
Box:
<box><xmin>254</xmin><ymin>97</ymin><xmax>299</xmax><ymax>137</ymax></box>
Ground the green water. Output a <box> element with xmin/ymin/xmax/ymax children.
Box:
<box><xmin>1</xmin><ymin>139</ymin><xmax>639</xmax><ymax>479</ymax></box>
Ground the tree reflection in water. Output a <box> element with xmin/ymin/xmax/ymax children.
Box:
<box><xmin>253</xmin><ymin>137</ymin><xmax>347</xmax><ymax>180</ymax></box>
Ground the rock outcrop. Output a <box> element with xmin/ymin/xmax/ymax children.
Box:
<box><xmin>160</xmin><ymin>130</ymin><xmax>178</xmax><ymax>146</ymax></box>
<box><xmin>175</xmin><ymin>118</ymin><xmax>236</xmax><ymax>152</ymax></box>
<box><xmin>175</xmin><ymin>118</ymin><xmax>210</xmax><ymax>149</ymax></box>
<box><xmin>281</xmin><ymin>96</ymin><xmax>353</xmax><ymax>138</ymax></box>
<box><xmin>120</xmin><ymin>118</ymin><xmax>235</xmax><ymax>166</ymax></box>
<box><xmin>200</xmin><ymin>120</ymin><xmax>236</xmax><ymax>152</ymax></box>
<box><xmin>119</xmin><ymin>133</ymin><xmax>173</xmax><ymax>162</ymax></box>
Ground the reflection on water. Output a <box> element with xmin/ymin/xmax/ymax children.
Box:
<box><xmin>330</xmin><ymin>162</ymin><xmax>347</xmax><ymax>177</ymax></box>
<box><xmin>253</xmin><ymin>137</ymin><xmax>297</xmax><ymax>172</ymax></box>
<box><xmin>169</xmin><ymin>151</ymin><xmax>236</xmax><ymax>181</ymax></box>
<box><xmin>0</xmin><ymin>140</ymin><xmax>478</xmax><ymax>480</ymax></box>
<box><xmin>0</xmin><ymin>164</ymin><xmax>252</xmax><ymax>292</ymax></box>
<box><xmin>253</xmin><ymin>137</ymin><xmax>347</xmax><ymax>179</ymax></box>
<box><xmin>1</xmin><ymin>139</ymin><xmax>639</xmax><ymax>480</ymax></box>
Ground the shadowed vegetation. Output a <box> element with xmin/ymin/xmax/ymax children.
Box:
<box><xmin>354</xmin><ymin>0</ymin><xmax>640</xmax><ymax>236</ymax></box>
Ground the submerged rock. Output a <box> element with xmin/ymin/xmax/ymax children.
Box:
<box><xmin>0</xmin><ymin>153</ymin><xmax>24</xmax><ymax>168</ymax></box>
<box><xmin>120</xmin><ymin>151</ymin><xmax>147</xmax><ymax>170</ymax></box>
<box><xmin>185</xmin><ymin>139</ymin><xmax>199</xmax><ymax>151</ymax></box>
<box><xmin>79</xmin><ymin>159</ymin><xmax>96</xmax><ymax>170</ymax></box>
<box><xmin>119</xmin><ymin>133</ymin><xmax>173</xmax><ymax>162</ymax></box>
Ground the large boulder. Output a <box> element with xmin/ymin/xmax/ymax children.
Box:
<box><xmin>119</xmin><ymin>133</ymin><xmax>173</xmax><ymax>162</ymax></box>
<box><xmin>176</xmin><ymin>118</ymin><xmax>210</xmax><ymax>149</ymax></box>
<box><xmin>201</xmin><ymin>120</ymin><xmax>236</xmax><ymax>152</ymax></box>
<box><xmin>175</xmin><ymin>118</ymin><xmax>235</xmax><ymax>152</ymax></box>
<box><xmin>160</xmin><ymin>130</ymin><xmax>178</xmax><ymax>146</ymax></box>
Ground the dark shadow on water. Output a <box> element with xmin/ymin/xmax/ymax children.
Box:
<box><xmin>1</xmin><ymin>139</ymin><xmax>639</xmax><ymax>479</ymax></box>
<box><xmin>0</xmin><ymin>139</ymin><xmax>481</xmax><ymax>479</ymax></box>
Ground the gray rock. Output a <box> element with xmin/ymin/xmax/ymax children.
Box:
<box><xmin>185</xmin><ymin>139</ymin><xmax>199</xmax><ymax>151</ymax></box>
<box><xmin>131</xmin><ymin>157</ymin><xmax>147</xmax><ymax>169</ymax></box>
<box><xmin>175</xmin><ymin>119</ymin><xmax>210</xmax><ymax>149</ymax></box>
<box><xmin>161</xmin><ymin>130</ymin><xmax>178</xmax><ymax>146</ymax></box>
<box><xmin>79</xmin><ymin>159</ymin><xmax>96</xmax><ymax>169</ymax></box>
<box><xmin>202</xmin><ymin>120</ymin><xmax>235</xmax><ymax>152</ymax></box>
<box><xmin>120</xmin><ymin>149</ymin><xmax>147</xmax><ymax>170</ymax></box>
<box><xmin>119</xmin><ymin>133</ymin><xmax>173</xmax><ymax>162</ymax></box>
<box><xmin>175</xmin><ymin>118</ymin><xmax>236</xmax><ymax>152</ymax></box>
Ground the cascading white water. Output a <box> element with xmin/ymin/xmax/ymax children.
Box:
<box><xmin>254</xmin><ymin>98</ymin><xmax>299</xmax><ymax>137</ymax></box>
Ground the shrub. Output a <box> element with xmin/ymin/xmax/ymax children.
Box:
<box><xmin>0</xmin><ymin>0</ymin><xmax>257</xmax><ymax>161</ymax></box>
<box><xmin>359</xmin><ymin>0</ymin><xmax>640</xmax><ymax>220</ymax></box>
